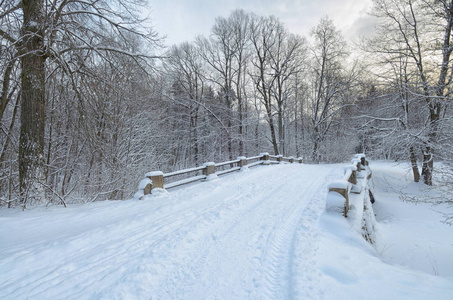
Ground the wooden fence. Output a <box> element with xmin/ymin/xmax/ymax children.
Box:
<box><xmin>135</xmin><ymin>153</ymin><xmax>303</xmax><ymax>198</ymax></box>
<box><xmin>327</xmin><ymin>154</ymin><xmax>373</xmax><ymax>217</ymax></box>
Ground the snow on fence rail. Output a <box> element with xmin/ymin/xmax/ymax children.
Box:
<box><xmin>135</xmin><ymin>153</ymin><xmax>302</xmax><ymax>199</ymax></box>
<box><xmin>327</xmin><ymin>153</ymin><xmax>374</xmax><ymax>217</ymax></box>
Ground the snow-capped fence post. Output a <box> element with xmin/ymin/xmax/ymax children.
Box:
<box><xmin>260</xmin><ymin>152</ymin><xmax>270</xmax><ymax>165</ymax></box>
<box><xmin>277</xmin><ymin>155</ymin><xmax>283</xmax><ymax>163</ymax></box>
<box><xmin>203</xmin><ymin>162</ymin><xmax>216</xmax><ymax>176</ymax></box>
<box><xmin>289</xmin><ymin>156</ymin><xmax>294</xmax><ymax>163</ymax></box>
<box><xmin>146</xmin><ymin>171</ymin><xmax>164</xmax><ymax>192</ymax></box>
<box><xmin>298</xmin><ymin>157</ymin><xmax>303</xmax><ymax>164</ymax></box>
<box><xmin>238</xmin><ymin>157</ymin><xmax>247</xmax><ymax>168</ymax></box>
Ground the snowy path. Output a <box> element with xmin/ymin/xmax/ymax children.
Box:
<box><xmin>0</xmin><ymin>164</ymin><xmax>339</xmax><ymax>299</ymax></box>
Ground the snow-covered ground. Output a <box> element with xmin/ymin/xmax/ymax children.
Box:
<box><xmin>0</xmin><ymin>162</ymin><xmax>452</xmax><ymax>299</ymax></box>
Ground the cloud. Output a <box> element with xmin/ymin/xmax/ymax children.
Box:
<box><xmin>146</xmin><ymin>0</ymin><xmax>376</xmax><ymax>46</ymax></box>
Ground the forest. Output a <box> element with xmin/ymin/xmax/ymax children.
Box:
<box><xmin>1</xmin><ymin>0</ymin><xmax>453</xmax><ymax>207</ymax></box>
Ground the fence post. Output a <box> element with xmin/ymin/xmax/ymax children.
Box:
<box><xmin>298</xmin><ymin>157</ymin><xmax>303</xmax><ymax>164</ymax></box>
<box><xmin>144</xmin><ymin>182</ymin><xmax>152</xmax><ymax>195</ymax></box>
<box><xmin>277</xmin><ymin>155</ymin><xmax>283</xmax><ymax>163</ymax></box>
<box><xmin>289</xmin><ymin>156</ymin><xmax>294</xmax><ymax>163</ymax></box>
<box><xmin>345</xmin><ymin>166</ymin><xmax>357</xmax><ymax>185</ymax></box>
<box><xmin>349</xmin><ymin>170</ymin><xmax>357</xmax><ymax>185</ymax></box>
<box><xmin>260</xmin><ymin>152</ymin><xmax>270</xmax><ymax>165</ymax></box>
<box><xmin>203</xmin><ymin>162</ymin><xmax>216</xmax><ymax>176</ymax></box>
<box><xmin>360</xmin><ymin>156</ymin><xmax>366</xmax><ymax>166</ymax></box>
<box><xmin>238</xmin><ymin>156</ymin><xmax>247</xmax><ymax>168</ymax></box>
<box><xmin>352</xmin><ymin>158</ymin><xmax>361</xmax><ymax>172</ymax></box>
<box><xmin>145</xmin><ymin>171</ymin><xmax>164</xmax><ymax>193</ymax></box>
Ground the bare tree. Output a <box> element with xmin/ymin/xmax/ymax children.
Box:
<box><xmin>0</xmin><ymin>0</ymin><xmax>159</xmax><ymax>206</ymax></box>
<box><xmin>370</xmin><ymin>0</ymin><xmax>453</xmax><ymax>185</ymax></box>
<box><xmin>308</xmin><ymin>16</ymin><xmax>352</xmax><ymax>163</ymax></box>
<box><xmin>249</xmin><ymin>15</ymin><xmax>282</xmax><ymax>155</ymax></box>
<box><xmin>268</xmin><ymin>32</ymin><xmax>307</xmax><ymax>155</ymax></box>
<box><xmin>165</xmin><ymin>42</ymin><xmax>210</xmax><ymax>166</ymax></box>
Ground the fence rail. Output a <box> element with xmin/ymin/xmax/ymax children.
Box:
<box><xmin>135</xmin><ymin>153</ymin><xmax>302</xmax><ymax>199</ymax></box>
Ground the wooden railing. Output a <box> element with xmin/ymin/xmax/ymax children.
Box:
<box><xmin>135</xmin><ymin>153</ymin><xmax>303</xmax><ymax>199</ymax></box>
<box><xmin>327</xmin><ymin>154</ymin><xmax>373</xmax><ymax>217</ymax></box>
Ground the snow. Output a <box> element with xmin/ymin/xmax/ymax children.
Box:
<box><xmin>205</xmin><ymin>173</ymin><xmax>219</xmax><ymax>181</ymax></box>
<box><xmin>326</xmin><ymin>191</ymin><xmax>345</xmax><ymax>213</ymax></box>
<box><xmin>137</xmin><ymin>178</ymin><xmax>152</xmax><ymax>190</ymax></box>
<box><xmin>354</xmin><ymin>153</ymin><xmax>366</xmax><ymax>159</ymax></box>
<box><xmin>351</xmin><ymin>158</ymin><xmax>361</xmax><ymax>166</ymax></box>
<box><xmin>164</xmin><ymin>167</ymin><xmax>205</xmax><ymax>177</ymax></box>
<box><xmin>344</xmin><ymin>165</ymin><xmax>357</xmax><ymax>172</ymax></box>
<box><xmin>371</xmin><ymin>162</ymin><xmax>453</xmax><ymax>277</ymax></box>
<box><xmin>144</xmin><ymin>170</ymin><xmax>164</xmax><ymax>177</ymax></box>
<box><xmin>133</xmin><ymin>190</ymin><xmax>144</xmax><ymax>200</ymax></box>
<box><xmin>328</xmin><ymin>179</ymin><xmax>350</xmax><ymax>190</ymax></box>
<box><xmin>0</xmin><ymin>162</ymin><xmax>452</xmax><ymax>299</ymax></box>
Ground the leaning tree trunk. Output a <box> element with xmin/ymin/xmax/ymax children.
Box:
<box><xmin>19</xmin><ymin>0</ymin><xmax>47</xmax><ymax>206</ymax></box>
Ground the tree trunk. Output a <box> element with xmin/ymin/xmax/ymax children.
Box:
<box><xmin>312</xmin><ymin>139</ymin><xmax>319</xmax><ymax>163</ymax></box>
<box><xmin>238</xmin><ymin>97</ymin><xmax>244</xmax><ymax>156</ymax></box>
<box><xmin>19</xmin><ymin>0</ymin><xmax>47</xmax><ymax>206</ymax></box>
<box><xmin>409</xmin><ymin>146</ymin><xmax>420</xmax><ymax>183</ymax></box>
<box><xmin>265</xmin><ymin>105</ymin><xmax>279</xmax><ymax>155</ymax></box>
<box><xmin>422</xmin><ymin>145</ymin><xmax>433</xmax><ymax>186</ymax></box>
<box><xmin>278</xmin><ymin>105</ymin><xmax>284</xmax><ymax>156</ymax></box>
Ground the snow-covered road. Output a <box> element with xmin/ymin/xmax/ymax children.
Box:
<box><xmin>2</xmin><ymin>162</ymin><xmax>453</xmax><ymax>300</ymax></box>
<box><xmin>0</xmin><ymin>164</ymin><xmax>339</xmax><ymax>299</ymax></box>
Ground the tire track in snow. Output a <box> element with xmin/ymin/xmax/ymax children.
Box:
<box><xmin>252</xmin><ymin>165</ymin><xmax>338</xmax><ymax>299</ymax></box>
<box><xmin>259</xmin><ymin>172</ymin><xmax>325</xmax><ymax>299</ymax></box>
<box><xmin>150</xmin><ymin>167</ymin><xmax>298</xmax><ymax>298</ymax></box>
<box><xmin>162</xmin><ymin>164</ymin><xmax>336</xmax><ymax>299</ymax></box>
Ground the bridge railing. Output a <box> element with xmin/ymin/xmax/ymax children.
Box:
<box><xmin>135</xmin><ymin>153</ymin><xmax>303</xmax><ymax>199</ymax></box>
<box><xmin>327</xmin><ymin>154</ymin><xmax>373</xmax><ymax>217</ymax></box>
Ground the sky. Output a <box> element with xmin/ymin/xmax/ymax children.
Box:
<box><xmin>146</xmin><ymin>0</ymin><xmax>376</xmax><ymax>46</ymax></box>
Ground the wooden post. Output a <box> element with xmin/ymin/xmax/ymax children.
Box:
<box><xmin>260</xmin><ymin>152</ymin><xmax>270</xmax><ymax>165</ymax></box>
<box><xmin>277</xmin><ymin>155</ymin><xmax>283</xmax><ymax>163</ymax></box>
<box><xmin>360</xmin><ymin>157</ymin><xmax>366</xmax><ymax>166</ymax></box>
<box><xmin>348</xmin><ymin>170</ymin><xmax>357</xmax><ymax>185</ymax></box>
<box><xmin>203</xmin><ymin>162</ymin><xmax>216</xmax><ymax>176</ymax></box>
<box><xmin>143</xmin><ymin>183</ymin><xmax>152</xmax><ymax>195</ymax></box>
<box><xmin>298</xmin><ymin>157</ymin><xmax>303</xmax><ymax>164</ymax></box>
<box><xmin>238</xmin><ymin>157</ymin><xmax>247</xmax><ymax>168</ymax></box>
<box><xmin>289</xmin><ymin>156</ymin><xmax>294</xmax><ymax>163</ymax></box>
<box><xmin>145</xmin><ymin>171</ymin><xmax>164</xmax><ymax>192</ymax></box>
